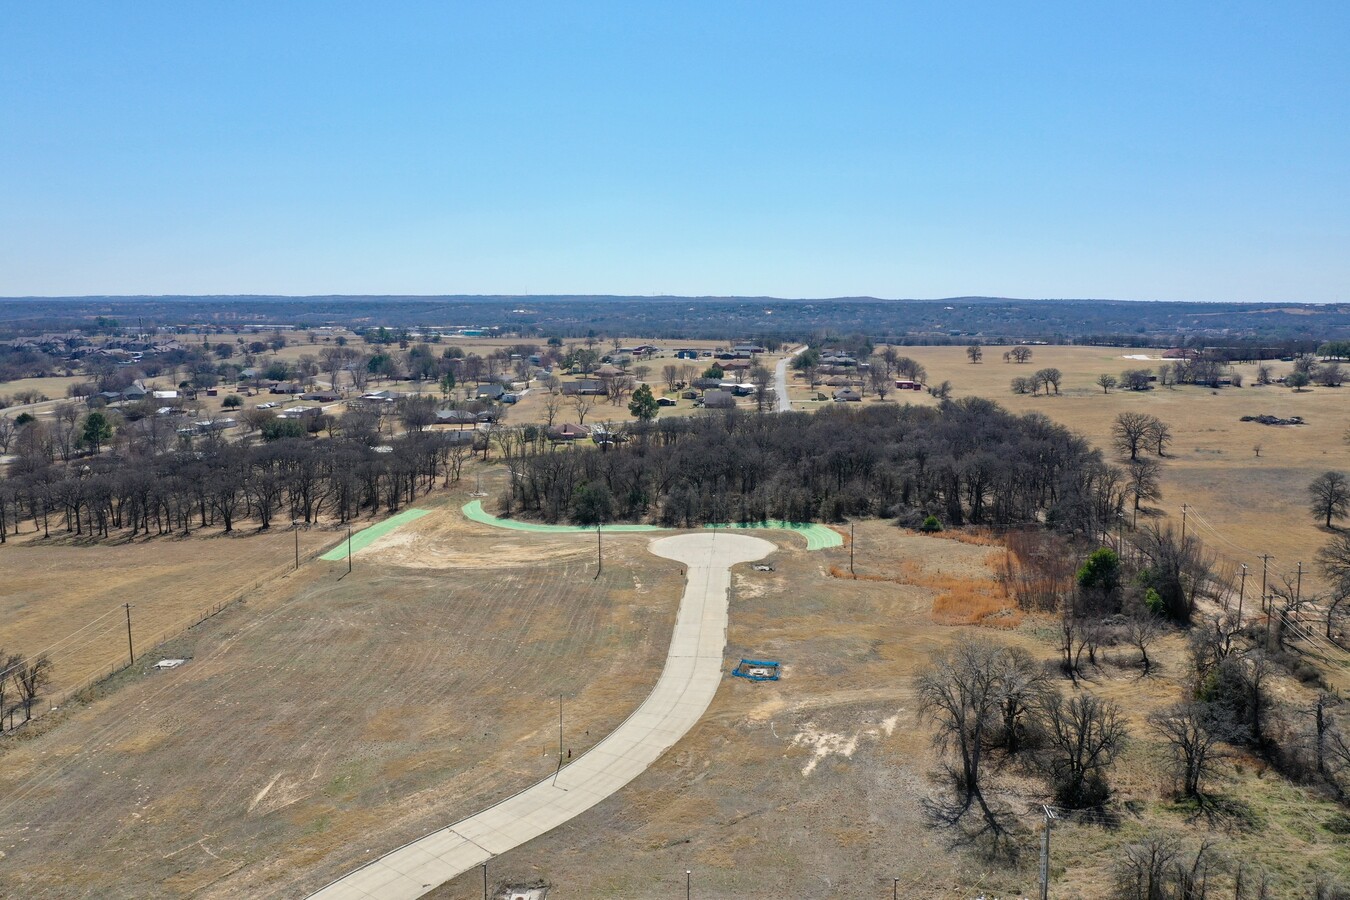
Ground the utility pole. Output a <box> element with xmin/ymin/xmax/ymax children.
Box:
<box><xmin>1039</xmin><ymin>805</ymin><xmax>1057</xmax><ymax>900</ymax></box>
<box><xmin>482</xmin><ymin>861</ymin><xmax>488</xmax><ymax>900</ymax></box>
<box><xmin>124</xmin><ymin>603</ymin><xmax>134</xmax><ymax>665</ymax></box>
<box><xmin>1296</xmin><ymin>561</ymin><xmax>1303</xmax><ymax>606</ymax></box>
<box><xmin>1265</xmin><ymin>592</ymin><xmax>1274</xmax><ymax>649</ymax></box>
<box><xmin>293</xmin><ymin>520</ymin><xmax>300</xmax><ymax>571</ymax></box>
<box><xmin>1237</xmin><ymin>564</ymin><xmax>1248</xmax><ymax>621</ymax></box>
<box><xmin>1260</xmin><ymin>554</ymin><xmax>1272</xmax><ymax>612</ymax></box>
<box><xmin>558</xmin><ymin>693</ymin><xmax>564</xmax><ymax>764</ymax></box>
<box><xmin>1180</xmin><ymin>503</ymin><xmax>1188</xmax><ymax>543</ymax></box>
<box><xmin>347</xmin><ymin>524</ymin><xmax>353</xmax><ymax>575</ymax></box>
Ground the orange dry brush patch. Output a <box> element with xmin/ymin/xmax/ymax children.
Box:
<box><xmin>930</xmin><ymin>528</ymin><xmax>1004</xmax><ymax>547</ymax></box>
<box><xmin>897</xmin><ymin>560</ymin><xmax>1023</xmax><ymax>629</ymax></box>
<box><xmin>828</xmin><ymin>558</ymin><xmax>1022</xmax><ymax>628</ymax></box>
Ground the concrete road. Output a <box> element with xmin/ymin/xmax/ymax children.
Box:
<box><xmin>306</xmin><ymin>532</ymin><xmax>776</xmax><ymax>900</ymax></box>
<box><xmin>774</xmin><ymin>345</ymin><xmax>807</xmax><ymax>412</ymax></box>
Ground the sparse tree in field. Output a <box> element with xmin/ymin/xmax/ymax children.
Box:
<box><xmin>927</xmin><ymin>380</ymin><xmax>952</xmax><ymax>400</ymax></box>
<box><xmin>1309</xmin><ymin>470</ymin><xmax>1350</xmax><ymax>528</ymax></box>
<box><xmin>966</xmin><ymin>344</ymin><xmax>983</xmax><ymax>364</ymax></box>
<box><xmin>1120</xmin><ymin>368</ymin><xmax>1152</xmax><ymax>391</ymax></box>
<box><xmin>1010</xmin><ymin>376</ymin><xmax>1032</xmax><ymax>394</ymax></box>
<box><xmin>1096</xmin><ymin>373</ymin><xmax>1118</xmax><ymax>394</ymax></box>
<box><xmin>0</xmin><ymin>649</ymin><xmax>21</xmax><ymax>725</ymax></box>
<box><xmin>1156</xmin><ymin>362</ymin><xmax>1173</xmax><ymax>386</ymax></box>
<box><xmin>867</xmin><ymin>365</ymin><xmax>892</xmax><ymax>400</ymax></box>
<box><xmin>1034</xmin><ymin>367</ymin><xmax>1062</xmax><ymax>394</ymax></box>
<box><xmin>1255</xmin><ymin>363</ymin><xmax>1273</xmax><ymax>385</ymax></box>
<box><xmin>894</xmin><ymin>356</ymin><xmax>927</xmax><ymax>383</ymax></box>
<box><xmin>1112</xmin><ymin>412</ymin><xmax>1154</xmax><ymax>461</ymax></box>
<box><xmin>542</xmin><ymin>392</ymin><xmax>562</xmax><ymax>427</ymax></box>
<box><xmin>0</xmin><ymin>417</ymin><xmax>14</xmax><ymax>453</ymax></box>
<box><xmin>916</xmin><ymin>637</ymin><xmax>1019</xmax><ymax>851</ymax></box>
<box><xmin>222</xmin><ymin>394</ymin><xmax>243</xmax><ymax>409</ymax></box>
<box><xmin>662</xmin><ymin>363</ymin><xmax>680</xmax><ymax>392</ymax></box>
<box><xmin>1287</xmin><ymin>370</ymin><xmax>1311</xmax><ymax>391</ymax></box>
<box><xmin>1149</xmin><ymin>702</ymin><xmax>1222</xmax><ymax>798</ymax></box>
<box><xmin>1124</xmin><ymin>614</ymin><xmax>1162</xmax><ymax>675</ymax></box>
<box><xmin>1035</xmin><ymin>690</ymin><xmax>1127</xmax><ymax>808</ymax></box>
<box><xmin>607</xmin><ymin>375</ymin><xmax>635</xmax><ymax>407</ymax></box>
<box><xmin>1316</xmin><ymin>532</ymin><xmax>1350</xmax><ymax>640</ymax></box>
<box><xmin>1125</xmin><ymin>457</ymin><xmax>1162</xmax><ymax>519</ymax></box>
<box><xmin>628</xmin><ymin>383</ymin><xmax>659</xmax><ymax>421</ymax></box>
<box><xmin>750</xmin><ymin>366</ymin><xmax>775</xmax><ymax>411</ymax></box>
<box><xmin>570</xmin><ymin>393</ymin><xmax>595</xmax><ymax>425</ymax></box>
<box><xmin>1146</xmin><ymin>418</ymin><xmax>1172</xmax><ymax>456</ymax></box>
<box><xmin>11</xmin><ymin>653</ymin><xmax>52</xmax><ymax>723</ymax></box>
<box><xmin>989</xmin><ymin>645</ymin><xmax>1049</xmax><ymax>757</ymax></box>
<box><xmin>1323</xmin><ymin>361</ymin><xmax>1344</xmax><ymax>391</ymax></box>
<box><xmin>1010</xmin><ymin>346</ymin><xmax>1033</xmax><ymax>364</ymax></box>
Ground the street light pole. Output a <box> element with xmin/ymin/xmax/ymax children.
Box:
<box><xmin>594</xmin><ymin>524</ymin><xmax>602</xmax><ymax>579</ymax></box>
<box><xmin>293</xmin><ymin>520</ymin><xmax>300</xmax><ymax>571</ymax></box>
<box><xmin>849</xmin><ymin>522</ymin><xmax>855</xmax><ymax>576</ymax></box>
<box><xmin>686</xmin><ymin>869</ymin><xmax>691</xmax><ymax>900</ymax></box>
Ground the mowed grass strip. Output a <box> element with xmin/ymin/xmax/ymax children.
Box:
<box><xmin>318</xmin><ymin>508</ymin><xmax>432</xmax><ymax>560</ymax></box>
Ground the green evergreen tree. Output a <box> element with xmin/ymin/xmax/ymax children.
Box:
<box><xmin>628</xmin><ymin>383</ymin><xmax>659</xmax><ymax>421</ymax></box>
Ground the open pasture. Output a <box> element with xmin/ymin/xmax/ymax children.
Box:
<box><xmin>0</xmin><ymin>525</ymin><xmax>338</xmax><ymax>701</ymax></box>
<box><xmin>425</xmin><ymin>520</ymin><xmax>1350</xmax><ymax>898</ymax></box>
<box><xmin>787</xmin><ymin>344</ymin><xmax>1350</xmax><ymax>596</ymax></box>
<box><xmin>0</xmin><ymin>506</ymin><xmax>684</xmax><ymax>898</ymax></box>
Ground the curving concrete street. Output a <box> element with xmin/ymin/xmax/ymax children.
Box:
<box><xmin>307</xmin><ymin>531</ymin><xmax>776</xmax><ymax>900</ymax></box>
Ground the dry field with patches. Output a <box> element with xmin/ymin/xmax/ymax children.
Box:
<box><xmin>425</xmin><ymin>521</ymin><xmax>1350</xmax><ymax>899</ymax></box>
<box><xmin>0</xmin><ymin>498</ymin><xmax>685</xmax><ymax>898</ymax></box>
<box><xmin>0</xmin><ymin>525</ymin><xmax>341</xmax><ymax>700</ymax></box>
<box><xmin>5</xmin><ymin>343</ymin><xmax>1350</xmax><ymax>898</ymax></box>
<box><xmin>786</xmin><ymin>344</ymin><xmax>1350</xmax><ymax>597</ymax></box>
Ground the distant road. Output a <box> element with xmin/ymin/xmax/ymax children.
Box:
<box><xmin>306</xmin><ymin>532</ymin><xmax>776</xmax><ymax>900</ymax></box>
<box><xmin>774</xmin><ymin>345</ymin><xmax>807</xmax><ymax>412</ymax></box>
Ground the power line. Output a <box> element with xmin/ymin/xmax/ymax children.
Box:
<box><xmin>0</xmin><ymin>604</ymin><xmax>127</xmax><ymax>681</ymax></box>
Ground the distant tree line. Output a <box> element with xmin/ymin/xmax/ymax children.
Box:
<box><xmin>0</xmin><ymin>429</ymin><xmax>470</xmax><ymax>540</ymax></box>
<box><xmin>504</xmin><ymin>400</ymin><xmax>1124</xmax><ymax>535</ymax></box>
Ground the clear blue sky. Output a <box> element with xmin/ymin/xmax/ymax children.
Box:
<box><xmin>3</xmin><ymin>2</ymin><xmax>1347</xmax><ymax>301</ymax></box>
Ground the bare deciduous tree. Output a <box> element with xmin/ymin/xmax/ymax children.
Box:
<box><xmin>1149</xmin><ymin>703</ymin><xmax>1222</xmax><ymax>798</ymax></box>
<box><xmin>11</xmin><ymin>653</ymin><xmax>53</xmax><ymax>723</ymax></box>
<box><xmin>1113</xmin><ymin>412</ymin><xmax>1155</xmax><ymax>461</ymax></box>
<box><xmin>1308</xmin><ymin>470</ymin><xmax>1350</xmax><ymax>528</ymax></box>
<box><xmin>570</xmin><ymin>393</ymin><xmax>595</xmax><ymax>425</ymax></box>
<box><xmin>1124</xmin><ymin>614</ymin><xmax>1162</xmax><ymax>675</ymax></box>
<box><xmin>1036</xmin><ymin>690</ymin><xmax>1127</xmax><ymax>808</ymax></box>
<box><xmin>542</xmin><ymin>392</ymin><xmax>562</xmax><ymax>427</ymax></box>
<box><xmin>916</xmin><ymin>638</ymin><xmax>1020</xmax><ymax>854</ymax></box>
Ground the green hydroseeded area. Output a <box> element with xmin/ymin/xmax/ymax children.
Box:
<box><xmin>318</xmin><ymin>508</ymin><xmax>432</xmax><ymax>560</ymax></box>
<box><xmin>461</xmin><ymin>500</ymin><xmax>842</xmax><ymax>550</ymax></box>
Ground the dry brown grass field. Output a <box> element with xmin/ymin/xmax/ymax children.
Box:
<box><xmin>423</xmin><ymin>522</ymin><xmax>1349</xmax><ymax>899</ymax></box>
<box><xmin>0</xmin><ymin>525</ymin><xmax>342</xmax><ymax>701</ymax></box>
<box><xmin>5</xmin><ymin>343</ymin><xmax>1350</xmax><ymax>898</ymax></box>
<box><xmin>0</xmin><ymin>490</ymin><xmax>685</xmax><ymax>898</ymax></box>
